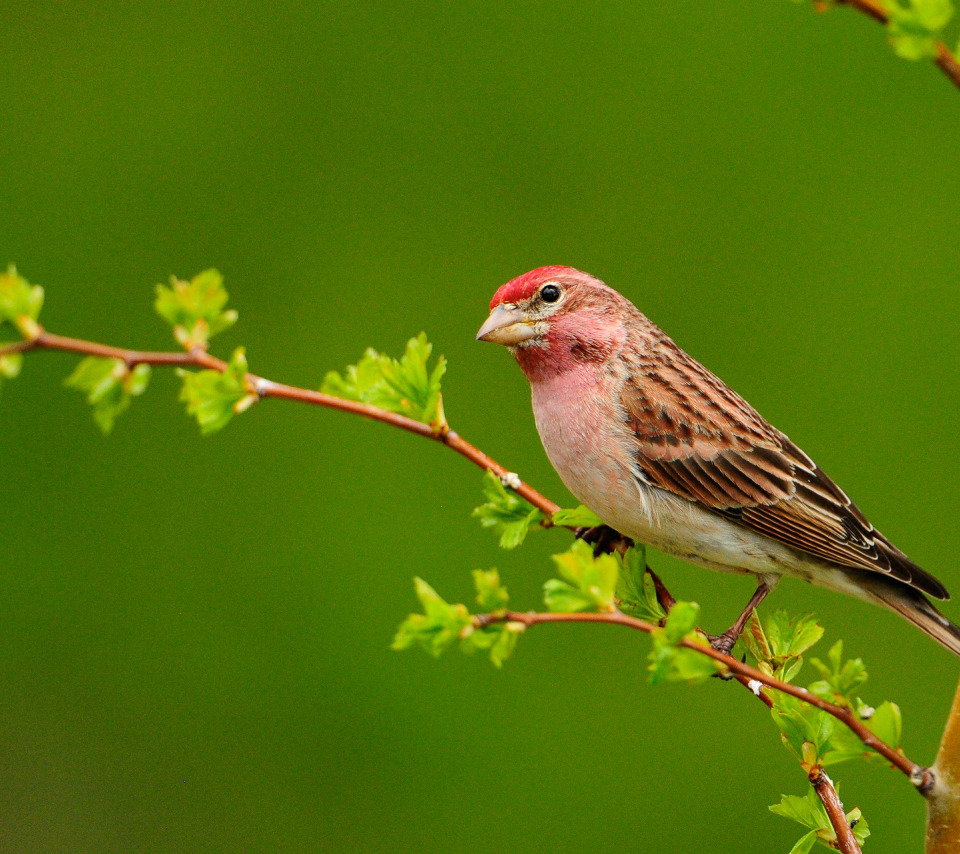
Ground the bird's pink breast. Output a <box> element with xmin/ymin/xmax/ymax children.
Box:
<box><xmin>527</xmin><ymin>359</ymin><xmax>809</xmax><ymax>577</ymax></box>
<box><xmin>528</xmin><ymin>362</ymin><xmax>639</xmax><ymax>519</ymax></box>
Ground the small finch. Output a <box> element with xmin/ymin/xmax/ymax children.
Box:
<box><xmin>477</xmin><ymin>266</ymin><xmax>960</xmax><ymax>656</ymax></box>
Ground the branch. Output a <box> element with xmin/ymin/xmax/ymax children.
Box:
<box><xmin>832</xmin><ymin>0</ymin><xmax>960</xmax><ymax>93</ymax></box>
<box><xmin>1</xmin><ymin>327</ymin><xmax>560</xmax><ymax>516</ymax></box>
<box><xmin>927</xmin><ymin>675</ymin><xmax>960</xmax><ymax>853</ymax></box>
<box><xmin>5</xmin><ymin>317</ymin><xmax>934</xmax><ymax>831</ymax></box>
<box><xmin>474</xmin><ymin>609</ymin><xmax>933</xmax><ymax>791</ymax></box>
<box><xmin>811</xmin><ymin>766</ymin><xmax>863</xmax><ymax>854</ymax></box>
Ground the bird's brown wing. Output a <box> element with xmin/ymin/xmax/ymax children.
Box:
<box><xmin>617</xmin><ymin>345</ymin><xmax>948</xmax><ymax>600</ymax></box>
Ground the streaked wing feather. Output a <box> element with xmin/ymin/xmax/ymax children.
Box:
<box><xmin>618</xmin><ymin>343</ymin><xmax>949</xmax><ymax>600</ymax></box>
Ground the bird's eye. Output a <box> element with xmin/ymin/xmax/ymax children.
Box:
<box><xmin>540</xmin><ymin>284</ymin><xmax>561</xmax><ymax>303</ymax></box>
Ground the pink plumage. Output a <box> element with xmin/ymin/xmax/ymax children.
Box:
<box><xmin>489</xmin><ymin>266</ymin><xmax>580</xmax><ymax>310</ymax></box>
<box><xmin>476</xmin><ymin>265</ymin><xmax>960</xmax><ymax>658</ymax></box>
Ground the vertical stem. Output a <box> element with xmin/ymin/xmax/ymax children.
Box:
<box><xmin>810</xmin><ymin>767</ymin><xmax>861</xmax><ymax>854</ymax></box>
<box><xmin>927</xmin><ymin>676</ymin><xmax>960</xmax><ymax>853</ymax></box>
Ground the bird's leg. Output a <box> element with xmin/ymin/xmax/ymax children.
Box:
<box><xmin>574</xmin><ymin>525</ymin><xmax>633</xmax><ymax>556</ymax></box>
<box><xmin>645</xmin><ymin>566</ymin><xmax>676</xmax><ymax>615</ymax></box>
<box><xmin>708</xmin><ymin>580</ymin><xmax>775</xmax><ymax>655</ymax></box>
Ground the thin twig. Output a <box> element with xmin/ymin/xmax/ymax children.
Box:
<box><xmin>475</xmin><ymin>609</ymin><xmax>932</xmax><ymax>791</ymax></box>
<box><xmin>1</xmin><ymin>327</ymin><xmax>560</xmax><ymax>516</ymax></box>
<box><xmin>6</xmin><ymin>325</ymin><xmax>933</xmax><ymax>798</ymax></box>
<box><xmin>831</xmin><ymin>0</ymin><xmax>960</xmax><ymax>93</ymax></box>
<box><xmin>811</xmin><ymin>766</ymin><xmax>863</xmax><ymax>854</ymax></box>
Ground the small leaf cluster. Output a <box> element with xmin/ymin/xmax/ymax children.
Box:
<box><xmin>886</xmin><ymin>0</ymin><xmax>954</xmax><ymax>59</ymax></box>
<box><xmin>322</xmin><ymin>333</ymin><xmax>447</xmax><ymax>428</ymax></box>
<box><xmin>647</xmin><ymin>602</ymin><xmax>721</xmax><ymax>684</ymax></box>
<box><xmin>3</xmin><ymin>265</ymin><xmax>248</xmax><ymax>433</ymax></box>
<box><xmin>742</xmin><ymin>614</ymin><xmax>900</xmax><ymax>850</ymax></box>
<box><xmin>472</xmin><ymin>471</ymin><xmax>544</xmax><ymax>548</ymax></box>
<box><xmin>744</xmin><ymin>621</ymin><xmax>903</xmax><ymax>768</ymax></box>
<box><xmin>65</xmin><ymin>358</ymin><xmax>151</xmax><ymax>434</ymax></box>
<box><xmin>0</xmin><ymin>348</ymin><xmax>22</xmax><ymax>391</ymax></box>
<box><xmin>392</xmin><ymin>570</ymin><xmax>522</xmax><ymax>668</ymax></box>
<box><xmin>155</xmin><ymin>269</ymin><xmax>238</xmax><ymax>348</ymax></box>
<box><xmin>614</xmin><ymin>543</ymin><xmax>666</xmax><ymax>623</ymax></box>
<box><xmin>793</xmin><ymin>0</ymin><xmax>959</xmax><ymax>62</ymax></box>
<box><xmin>395</xmin><ymin>538</ymin><xmax>714</xmax><ymax>687</ymax></box>
<box><xmin>178</xmin><ymin>347</ymin><xmax>256</xmax><ymax>435</ymax></box>
<box><xmin>770</xmin><ymin>787</ymin><xmax>869</xmax><ymax>853</ymax></box>
<box><xmin>471</xmin><ymin>470</ymin><xmax>609</xmax><ymax>551</ymax></box>
<box><xmin>543</xmin><ymin>540</ymin><xmax>618</xmax><ymax>613</ymax></box>
<box><xmin>742</xmin><ymin>610</ymin><xmax>824</xmax><ymax>683</ymax></box>
<box><xmin>0</xmin><ymin>265</ymin><xmax>44</xmax><ymax>389</ymax></box>
<box><xmin>0</xmin><ymin>264</ymin><xmax>44</xmax><ymax>333</ymax></box>
<box><xmin>550</xmin><ymin>505</ymin><xmax>604</xmax><ymax>527</ymax></box>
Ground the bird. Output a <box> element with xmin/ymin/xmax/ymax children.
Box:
<box><xmin>476</xmin><ymin>265</ymin><xmax>960</xmax><ymax>657</ymax></box>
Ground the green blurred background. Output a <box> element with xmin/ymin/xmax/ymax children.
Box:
<box><xmin>2</xmin><ymin>1</ymin><xmax>959</xmax><ymax>851</ymax></box>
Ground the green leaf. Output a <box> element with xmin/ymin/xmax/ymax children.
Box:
<box><xmin>866</xmin><ymin>700</ymin><xmax>902</xmax><ymax>748</ymax></box>
<box><xmin>374</xmin><ymin>333</ymin><xmax>447</xmax><ymax>426</ymax></box>
<box><xmin>850</xmin><ymin>809</ymin><xmax>870</xmax><ymax>846</ymax></box>
<box><xmin>550</xmin><ymin>505</ymin><xmax>604</xmax><ymax>528</ymax></box>
<box><xmin>780</xmin><ymin>656</ymin><xmax>805</xmax><ymax>685</ymax></box>
<box><xmin>64</xmin><ymin>357</ymin><xmax>152</xmax><ymax>434</ymax></box>
<box><xmin>820</xmin><ymin>722</ymin><xmax>870</xmax><ymax>767</ymax></box>
<box><xmin>0</xmin><ymin>351</ymin><xmax>23</xmax><ymax>391</ymax></box>
<box><xmin>321</xmin><ymin>347</ymin><xmax>382</xmax><ymax>402</ymax></box>
<box><xmin>785</xmin><ymin>831</ymin><xmax>818</xmax><ymax>854</ymax></box>
<box><xmin>809</xmin><ymin>640</ymin><xmax>868</xmax><ymax>703</ymax></box>
<box><xmin>155</xmin><ymin>269</ymin><xmax>238</xmax><ymax>347</ymax></box>
<box><xmin>460</xmin><ymin>619</ymin><xmax>524</xmax><ymax>668</ymax></box>
<box><xmin>887</xmin><ymin>0</ymin><xmax>954</xmax><ymax>59</ymax></box>
<box><xmin>473</xmin><ymin>568</ymin><xmax>509</xmax><ymax>612</ymax></box>
<box><xmin>615</xmin><ymin>545</ymin><xmax>667</xmax><ymax>622</ymax></box>
<box><xmin>771</xmin><ymin>693</ymin><xmax>834</xmax><ymax>761</ymax></box>
<box><xmin>647</xmin><ymin>601</ymin><xmax>721</xmax><ymax>684</ymax></box>
<box><xmin>909</xmin><ymin>0</ymin><xmax>953</xmax><ymax>28</ymax></box>
<box><xmin>397</xmin><ymin>574</ymin><xmax>520</xmax><ymax>669</ymax></box>
<box><xmin>743</xmin><ymin>611</ymin><xmax>823</xmax><ymax>669</ymax></box>
<box><xmin>472</xmin><ymin>470</ymin><xmax>544</xmax><ymax>549</ymax></box>
<box><xmin>0</xmin><ymin>265</ymin><xmax>44</xmax><ymax>330</ymax></box>
<box><xmin>771</xmin><ymin>786</ymin><xmax>869</xmax><ymax>851</ymax></box>
<box><xmin>663</xmin><ymin>601</ymin><xmax>699</xmax><ymax>643</ymax></box>
<box><xmin>542</xmin><ymin>579</ymin><xmax>598</xmax><ymax>614</ymax></box>
<box><xmin>393</xmin><ymin>577</ymin><xmax>472</xmax><ymax>659</ymax></box>
<box><xmin>178</xmin><ymin>347</ymin><xmax>255</xmax><ymax>435</ymax></box>
<box><xmin>770</xmin><ymin>789</ymin><xmax>826</xmax><ymax>832</ymax></box>
<box><xmin>647</xmin><ymin>641</ymin><xmax>719</xmax><ymax>685</ymax></box>
<box><xmin>543</xmin><ymin>540</ymin><xmax>618</xmax><ymax>613</ymax></box>
<box><xmin>322</xmin><ymin>333</ymin><xmax>447</xmax><ymax>427</ymax></box>
<box><xmin>489</xmin><ymin>623</ymin><xmax>522</xmax><ymax>668</ymax></box>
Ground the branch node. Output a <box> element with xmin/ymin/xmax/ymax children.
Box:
<box><xmin>914</xmin><ymin>766</ymin><xmax>936</xmax><ymax>796</ymax></box>
<box><xmin>499</xmin><ymin>471</ymin><xmax>522</xmax><ymax>491</ymax></box>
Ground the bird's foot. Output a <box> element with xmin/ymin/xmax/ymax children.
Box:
<box><xmin>706</xmin><ymin>630</ymin><xmax>740</xmax><ymax>657</ymax></box>
<box><xmin>574</xmin><ymin>525</ymin><xmax>633</xmax><ymax>556</ymax></box>
<box><xmin>706</xmin><ymin>631</ymin><xmax>744</xmax><ymax>680</ymax></box>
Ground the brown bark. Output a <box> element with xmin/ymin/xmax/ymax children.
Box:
<box><xmin>927</xmin><ymin>676</ymin><xmax>960</xmax><ymax>853</ymax></box>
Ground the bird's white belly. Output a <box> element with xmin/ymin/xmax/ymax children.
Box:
<box><xmin>530</xmin><ymin>370</ymin><xmax>806</xmax><ymax>581</ymax></box>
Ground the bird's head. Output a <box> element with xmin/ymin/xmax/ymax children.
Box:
<box><xmin>477</xmin><ymin>266</ymin><xmax>634</xmax><ymax>376</ymax></box>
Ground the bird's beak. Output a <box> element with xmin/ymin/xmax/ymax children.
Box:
<box><xmin>475</xmin><ymin>304</ymin><xmax>538</xmax><ymax>346</ymax></box>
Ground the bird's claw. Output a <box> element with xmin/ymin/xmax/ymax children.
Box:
<box><xmin>706</xmin><ymin>631</ymin><xmax>739</xmax><ymax>657</ymax></box>
<box><xmin>574</xmin><ymin>525</ymin><xmax>633</xmax><ymax>556</ymax></box>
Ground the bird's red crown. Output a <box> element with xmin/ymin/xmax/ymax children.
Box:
<box><xmin>489</xmin><ymin>266</ymin><xmax>579</xmax><ymax>310</ymax></box>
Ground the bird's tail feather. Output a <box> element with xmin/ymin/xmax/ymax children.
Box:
<box><xmin>865</xmin><ymin>577</ymin><xmax>960</xmax><ymax>658</ymax></box>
